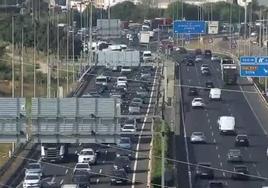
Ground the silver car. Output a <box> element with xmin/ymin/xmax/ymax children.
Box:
<box><xmin>190</xmin><ymin>132</ymin><xmax>206</xmax><ymax>143</ymax></box>
<box><xmin>129</xmin><ymin>103</ymin><xmax>141</xmax><ymax>114</ymax></box>
<box><xmin>25</xmin><ymin>163</ymin><xmax>42</xmax><ymax>177</ymax></box>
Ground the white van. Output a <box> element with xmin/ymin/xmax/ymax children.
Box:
<box><xmin>218</xmin><ymin>116</ymin><xmax>235</xmax><ymax>135</ymax></box>
<box><xmin>209</xmin><ymin>88</ymin><xmax>221</xmax><ymax>100</ymax></box>
<box><xmin>143</xmin><ymin>51</ymin><xmax>153</xmax><ymax>62</ymax></box>
<box><xmin>117</xmin><ymin>76</ymin><xmax>127</xmax><ymax>85</ymax></box>
<box><xmin>96</xmin><ymin>75</ymin><xmax>108</xmax><ymax>86</ymax></box>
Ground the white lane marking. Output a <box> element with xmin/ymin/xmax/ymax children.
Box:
<box><xmin>206</xmin><ymin>113</ymin><xmax>209</xmax><ymax>117</ymax></box>
<box><xmin>253</xmin><ymin>163</ymin><xmax>257</xmax><ymax>168</ymax></box>
<box><xmin>65</xmin><ymin>169</ymin><xmax>68</xmax><ymax>175</ymax></box>
<box><xmin>239</xmin><ymin>85</ymin><xmax>268</xmax><ymax>135</ymax></box>
<box><xmin>97</xmin><ymin>179</ymin><xmax>100</xmax><ymax>184</ymax></box>
<box><xmin>220</xmin><ymin>162</ymin><xmax>223</xmax><ymax>167</ymax></box>
<box><xmin>75</xmin><ymin>150</ymin><xmax>78</xmax><ymax>154</ymax></box>
<box><xmin>38</xmin><ymin>157</ymin><xmax>41</xmax><ymax>163</ymax></box>
<box><xmin>132</xmin><ymin>67</ymin><xmax>158</xmax><ymax>188</ymax></box>
<box><xmin>99</xmin><ymin>169</ymin><xmax>102</xmax><ymax>174</ymax></box>
<box><xmin>218</xmin><ymin>154</ymin><xmax>220</xmax><ymax>159</ymax></box>
<box><xmin>210</xmin><ymin>125</ymin><xmax>212</xmax><ymax>129</ymax></box>
<box><xmin>257</xmin><ymin>171</ymin><xmax>261</xmax><ymax>177</ymax></box>
<box><xmin>50</xmin><ymin>176</ymin><xmax>56</xmax><ymax>183</ymax></box>
<box><xmin>213</xmin><ymin>138</ymin><xmax>216</xmax><ymax>143</ymax></box>
<box><xmin>60</xmin><ymin>179</ymin><xmax>64</xmax><ymax>185</ymax></box>
<box><xmin>216</xmin><ymin>146</ymin><xmax>218</xmax><ymax>150</ymax></box>
<box><xmin>208</xmin><ymin>119</ymin><xmax>210</xmax><ymax>123</ymax></box>
<box><xmin>223</xmin><ymin>172</ymin><xmax>226</xmax><ymax>177</ymax></box>
<box><xmin>211</xmin><ymin>132</ymin><xmax>214</xmax><ymax>137</ymax></box>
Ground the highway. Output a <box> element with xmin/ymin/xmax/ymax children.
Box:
<box><xmin>177</xmin><ymin>52</ymin><xmax>268</xmax><ymax>188</ymax></box>
<box><xmin>14</xmin><ymin>64</ymin><xmax>160</xmax><ymax>188</ymax></box>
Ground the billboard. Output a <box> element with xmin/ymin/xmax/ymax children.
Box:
<box><xmin>208</xmin><ymin>21</ymin><xmax>219</xmax><ymax>34</ymax></box>
<box><xmin>173</xmin><ymin>20</ymin><xmax>206</xmax><ymax>34</ymax></box>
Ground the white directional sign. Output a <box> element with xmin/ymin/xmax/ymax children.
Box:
<box><xmin>208</xmin><ymin>21</ymin><xmax>219</xmax><ymax>34</ymax></box>
<box><xmin>139</xmin><ymin>31</ymin><xmax>150</xmax><ymax>44</ymax></box>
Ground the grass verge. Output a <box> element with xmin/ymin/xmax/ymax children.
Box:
<box><xmin>151</xmin><ymin>119</ymin><xmax>171</xmax><ymax>187</ymax></box>
<box><xmin>0</xmin><ymin>144</ymin><xmax>12</xmax><ymax>167</ymax></box>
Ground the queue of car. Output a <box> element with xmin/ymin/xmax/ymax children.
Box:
<box><xmin>183</xmin><ymin>49</ymin><xmax>252</xmax><ymax>188</ymax></box>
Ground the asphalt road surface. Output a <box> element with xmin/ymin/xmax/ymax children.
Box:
<box><xmin>15</xmin><ymin>64</ymin><xmax>160</xmax><ymax>188</ymax></box>
<box><xmin>177</xmin><ymin>52</ymin><xmax>268</xmax><ymax>188</ymax></box>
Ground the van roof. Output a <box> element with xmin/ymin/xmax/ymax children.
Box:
<box><xmin>210</xmin><ymin>88</ymin><xmax>221</xmax><ymax>93</ymax></box>
<box><xmin>219</xmin><ymin>116</ymin><xmax>235</xmax><ymax>126</ymax></box>
<box><xmin>61</xmin><ymin>184</ymin><xmax>78</xmax><ymax>188</ymax></box>
<box><xmin>143</xmin><ymin>51</ymin><xmax>152</xmax><ymax>54</ymax></box>
<box><xmin>96</xmin><ymin>75</ymin><xmax>107</xmax><ymax>79</ymax></box>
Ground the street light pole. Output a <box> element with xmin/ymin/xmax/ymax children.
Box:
<box><xmin>161</xmin><ymin>120</ymin><xmax>165</xmax><ymax>188</ymax></box>
<box><xmin>12</xmin><ymin>16</ymin><xmax>15</xmax><ymax>98</ymax></box>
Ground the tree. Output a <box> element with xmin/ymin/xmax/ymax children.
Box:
<box><xmin>111</xmin><ymin>1</ymin><xmax>137</xmax><ymax>21</ymax></box>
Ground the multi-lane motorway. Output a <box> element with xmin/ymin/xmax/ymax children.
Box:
<box><xmin>177</xmin><ymin>52</ymin><xmax>268</xmax><ymax>188</ymax></box>
<box><xmin>14</xmin><ymin>63</ymin><xmax>160</xmax><ymax>188</ymax></box>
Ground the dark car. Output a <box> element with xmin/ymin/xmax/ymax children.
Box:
<box><xmin>205</xmin><ymin>81</ymin><xmax>214</xmax><ymax>90</ymax></box>
<box><xmin>195</xmin><ymin>162</ymin><xmax>214</xmax><ymax>179</ymax></box>
<box><xmin>207</xmin><ymin>181</ymin><xmax>225</xmax><ymax>188</ymax></box>
<box><xmin>201</xmin><ymin>68</ymin><xmax>211</xmax><ymax>75</ymax></box>
<box><xmin>235</xmin><ymin>134</ymin><xmax>249</xmax><ymax>147</ymax></box>
<box><xmin>231</xmin><ymin>165</ymin><xmax>249</xmax><ymax>180</ymax></box>
<box><xmin>188</xmin><ymin>87</ymin><xmax>198</xmax><ymax>96</ymax></box>
<box><xmin>227</xmin><ymin>149</ymin><xmax>243</xmax><ymax>162</ymax></box>
<box><xmin>110</xmin><ymin>169</ymin><xmax>129</xmax><ymax>185</ymax></box>
<box><xmin>113</xmin><ymin>156</ymin><xmax>131</xmax><ymax>173</ymax></box>
<box><xmin>186</xmin><ymin>59</ymin><xmax>195</xmax><ymax>66</ymax></box>
<box><xmin>195</xmin><ymin>48</ymin><xmax>202</xmax><ymax>55</ymax></box>
<box><xmin>204</xmin><ymin>50</ymin><xmax>212</xmax><ymax>58</ymax></box>
<box><xmin>72</xmin><ymin>171</ymin><xmax>91</xmax><ymax>187</ymax></box>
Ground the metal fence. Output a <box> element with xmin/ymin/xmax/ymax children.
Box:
<box><xmin>31</xmin><ymin>98</ymin><xmax>121</xmax><ymax>143</ymax></box>
<box><xmin>0</xmin><ymin>98</ymin><xmax>26</xmax><ymax>143</ymax></box>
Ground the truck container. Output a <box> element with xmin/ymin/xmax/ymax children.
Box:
<box><xmin>221</xmin><ymin>59</ymin><xmax>238</xmax><ymax>85</ymax></box>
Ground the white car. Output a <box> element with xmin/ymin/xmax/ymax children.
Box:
<box><xmin>23</xmin><ymin>173</ymin><xmax>41</xmax><ymax>188</ymax></box>
<box><xmin>195</xmin><ymin>55</ymin><xmax>203</xmax><ymax>62</ymax></box>
<box><xmin>211</xmin><ymin>55</ymin><xmax>221</xmax><ymax>62</ymax></box>
<box><xmin>190</xmin><ymin>132</ymin><xmax>206</xmax><ymax>143</ymax></box>
<box><xmin>201</xmin><ymin>64</ymin><xmax>209</xmax><ymax>71</ymax></box>
<box><xmin>73</xmin><ymin>163</ymin><xmax>91</xmax><ymax>174</ymax></box>
<box><xmin>78</xmin><ymin>148</ymin><xmax>97</xmax><ymax>164</ymax></box>
<box><xmin>121</xmin><ymin>124</ymin><xmax>136</xmax><ymax>132</ymax></box>
<box><xmin>191</xmin><ymin>98</ymin><xmax>205</xmax><ymax>108</ymax></box>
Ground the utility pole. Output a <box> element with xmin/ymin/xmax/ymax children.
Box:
<box><xmin>12</xmin><ymin>16</ymin><xmax>15</xmax><ymax>98</ymax></box>
<box><xmin>21</xmin><ymin>25</ymin><xmax>24</xmax><ymax>97</ymax></box>
<box><xmin>72</xmin><ymin>9</ymin><xmax>75</xmax><ymax>84</ymax></box>
<box><xmin>33</xmin><ymin>20</ymin><xmax>36</xmax><ymax>97</ymax></box>
<box><xmin>47</xmin><ymin>11</ymin><xmax>51</xmax><ymax>98</ymax></box>
<box><xmin>57</xmin><ymin>13</ymin><xmax>60</xmax><ymax>97</ymax></box>
<box><xmin>66</xmin><ymin>11</ymin><xmax>70</xmax><ymax>93</ymax></box>
<box><xmin>89</xmin><ymin>0</ymin><xmax>93</xmax><ymax>66</ymax></box>
<box><xmin>161</xmin><ymin>120</ymin><xmax>165</xmax><ymax>188</ymax></box>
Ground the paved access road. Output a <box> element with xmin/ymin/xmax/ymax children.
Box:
<box><xmin>177</xmin><ymin>52</ymin><xmax>268</xmax><ymax>188</ymax></box>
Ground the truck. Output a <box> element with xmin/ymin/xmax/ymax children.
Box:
<box><xmin>41</xmin><ymin>143</ymin><xmax>68</xmax><ymax>163</ymax></box>
<box><xmin>221</xmin><ymin>58</ymin><xmax>238</xmax><ymax>85</ymax></box>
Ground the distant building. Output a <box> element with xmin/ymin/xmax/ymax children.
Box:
<box><xmin>184</xmin><ymin>0</ymin><xmax>234</xmax><ymax>6</ymax></box>
<box><xmin>94</xmin><ymin>0</ymin><xmax>141</xmax><ymax>9</ymax></box>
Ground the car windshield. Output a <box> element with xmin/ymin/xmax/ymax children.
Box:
<box><xmin>124</xmin><ymin>125</ymin><xmax>134</xmax><ymax>129</ymax></box>
<box><xmin>194</xmin><ymin>99</ymin><xmax>203</xmax><ymax>102</ymax></box>
<box><xmin>120</xmin><ymin>138</ymin><xmax>130</xmax><ymax>143</ymax></box>
<box><xmin>28</xmin><ymin>164</ymin><xmax>40</xmax><ymax>169</ymax></box>
<box><xmin>25</xmin><ymin>175</ymin><xmax>39</xmax><ymax>180</ymax></box>
<box><xmin>125</xmin><ymin>119</ymin><xmax>134</xmax><ymax>124</ymax></box>
<box><xmin>230</xmin><ymin>150</ymin><xmax>241</xmax><ymax>155</ymax></box>
<box><xmin>80</xmin><ymin>150</ymin><xmax>94</xmax><ymax>155</ymax></box>
<box><xmin>193</xmin><ymin>132</ymin><xmax>203</xmax><ymax>136</ymax></box>
<box><xmin>76</xmin><ymin>164</ymin><xmax>89</xmax><ymax>169</ymax></box>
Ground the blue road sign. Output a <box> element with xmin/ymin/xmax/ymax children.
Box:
<box><xmin>173</xmin><ymin>21</ymin><xmax>205</xmax><ymax>34</ymax></box>
<box><xmin>240</xmin><ymin>64</ymin><xmax>268</xmax><ymax>77</ymax></box>
<box><xmin>240</xmin><ymin>56</ymin><xmax>256</xmax><ymax>64</ymax></box>
<box><xmin>240</xmin><ymin>56</ymin><xmax>268</xmax><ymax>65</ymax></box>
